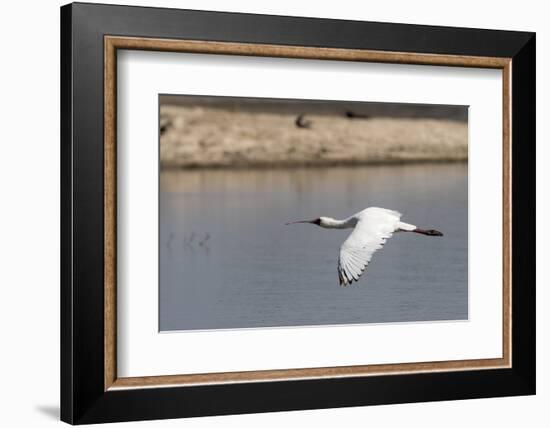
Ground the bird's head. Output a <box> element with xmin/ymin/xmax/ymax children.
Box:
<box><xmin>286</xmin><ymin>217</ymin><xmax>338</xmax><ymax>228</ymax></box>
<box><xmin>285</xmin><ymin>217</ymin><xmax>322</xmax><ymax>227</ymax></box>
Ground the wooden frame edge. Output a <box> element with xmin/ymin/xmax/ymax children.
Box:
<box><xmin>106</xmin><ymin>35</ymin><xmax>511</xmax><ymax>68</ymax></box>
<box><xmin>502</xmin><ymin>61</ymin><xmax>512</xmax><ymax>369</ymax></box>
<box><xmin>103</xmin><ymin>35</ymin><xmax>512</xmax><ymax>391</ymax></box>
<box><xmin>104</xmin><ymin>36</ymin><xmax>117</xmax><ymax>390</ymax></box>
<box><xmin>110</xmin><ymin>358</ymin><xmax>509</xmax><ymax>390</ymax></box>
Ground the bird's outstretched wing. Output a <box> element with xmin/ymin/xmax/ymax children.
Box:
<box><xmin>338</xmin><ymin>208</ymin><xmax>401</xmax><ymax>286</ymax></box>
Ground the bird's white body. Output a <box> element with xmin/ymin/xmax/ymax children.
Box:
<box><xmin>286</xmin><ymin>207</ymin><xmax>442</xmax><ymax>286</ymax></box>
<box><xmin>332</xmin><ymin>208</ymin><xmax>415</xmax><ymax>286</ymax></box>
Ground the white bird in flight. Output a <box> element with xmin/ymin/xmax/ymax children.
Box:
<box><xmin>286</xmin><ymin>207</ymin><xmax>443</xmax><ymax>286</ymax></box>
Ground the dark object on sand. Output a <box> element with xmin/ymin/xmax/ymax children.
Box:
<box><xmin>160</xmin><ymin>120</ymin><xmax>172</xmax><ymax>135</ymax></box>
<box><xmin>345</xmin><ymin>110</ymin><xmax>370</xmax><ymax>119</ymax></box>
<box><xmin>295</xmin><ymin>114</ymin><xmax>312</xmax><ymax>129</ymax></box>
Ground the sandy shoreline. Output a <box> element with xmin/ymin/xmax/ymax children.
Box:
<box><xmin>160</xmin><ymin>105</ymin><xmax>468</xmax><ymax>169</ymax></box>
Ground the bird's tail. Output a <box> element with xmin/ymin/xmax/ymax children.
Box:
<box><xmin>413</xmin><ymin>228</ymin><xmax>443</xmax><ymax>237</ymax></box>
<box><xmin>397</xmin><ymin>222</ymin><xmax>416</xmax><ymax>231</ymax></box>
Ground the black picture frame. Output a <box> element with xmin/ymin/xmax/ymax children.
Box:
<box><xmin>61</xmin><ymin>2</ymin><xmax>535</xmax><ymax>424</ymax></box>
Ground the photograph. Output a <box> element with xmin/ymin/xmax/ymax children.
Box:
<box><xmin>159</xmin><ymin>94</ymin><xmax>468</xmax><ymax>331</ymax></box>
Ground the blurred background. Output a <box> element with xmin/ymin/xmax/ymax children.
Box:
<box><xmin>160</xmin><ymin>94</ymin><xmax>467</xmax><ymax>169</ymax></box>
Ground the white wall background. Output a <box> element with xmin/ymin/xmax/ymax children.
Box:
<box><xmin>0</xmin><ymin>0</ymin><xmax>545</xmax><ymax>426</ymax></box>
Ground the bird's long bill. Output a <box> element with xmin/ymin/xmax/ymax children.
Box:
<box><xmin>285</xmin><ymin>219</ymin><xmax>316</xmax><ymax>225</ymax></box>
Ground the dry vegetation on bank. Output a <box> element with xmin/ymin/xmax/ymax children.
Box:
<box><xmin>160</xmin><ymin>105</ymin><xmax>467</xmax><ymax>169</ymax></box>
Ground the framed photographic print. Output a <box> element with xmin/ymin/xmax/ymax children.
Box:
<box><xmin>60</xmin><ymin>2</ymin><xmax>535</xmax><ymax>424</ymax></box>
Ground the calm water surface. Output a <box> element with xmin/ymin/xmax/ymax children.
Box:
<box><xmin>160</xmin><ymin>164</ymin><xmax>467</xmax><ymax>331</ymax></box>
